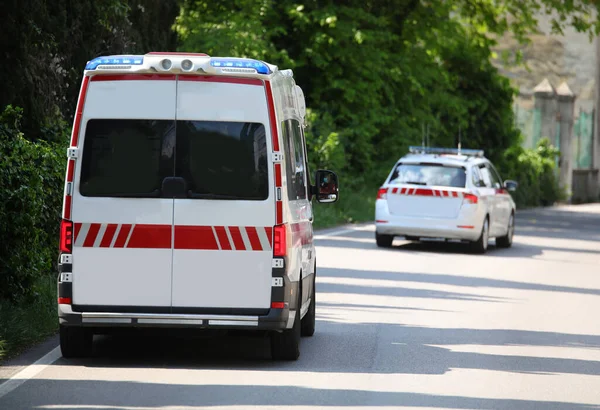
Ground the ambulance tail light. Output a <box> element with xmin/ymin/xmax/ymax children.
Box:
<box><xmin>60</xmin><ymin>219</ymin><xmax>74</xmax><ymax>253</ymax></box>
<box><xmin>273</xmin><ymin>224</ymin><xmax>288</xmax><ymax>257</ymax></box>
<box><xmin>462</xmin><ymin>193</ymin><xmax>479</xmax><ymax>205</ymax></box>
<box><xmin>377</xmin><ymin>188</ymin><xmax>388</xmax><ymax>200</ymax></box>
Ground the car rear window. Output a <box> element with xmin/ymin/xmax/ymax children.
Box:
<box><xmin>80</xmin><ymin>119</ymin><xmax>268</xmax><ymax>200</ymax></box>
<box><xmin>389</xmin><ymin>163</ymin><xmax>466</xmax><ymax>188</ymax></box>
<box><xmin>176</xmin><ymin>121</ymin><xmax>269</xmax><ymax>200</ymax></box>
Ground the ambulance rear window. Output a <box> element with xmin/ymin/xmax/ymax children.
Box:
<box><xmin>176</xmin><ymin>121</ymin><xmax>268</xmax><ymax>200</ymax></box>
<box><xmin>79</xmin><ymin>119</ymin><xmax>171</xmax><ymax>197</ymax></box>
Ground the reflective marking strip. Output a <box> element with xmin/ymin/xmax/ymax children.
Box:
<box><xmin>215</xmin><ymin>226</ymin><xmax>232</xmax><ymax>250</ymax></box>
<box><xmin>137</xmin><ymin>319</ymin><xmax>204</xmax><ymax>325</ymax></box>
<box><xmin>124</xmin><ymin>223</ymin><xmax>135</xmax><ymax>248</ymax></box>
<box><xmin>245</xmin><ymin>226</ymin><xmax>263</xmax><ymax>251</ymax></box>
<box><xmin>109</xmin><ymin>225</ymin><xmax>121</xmax><ymax>248</ymax></box>
<box><xmin>93</xmin><ymin>224</ymin><xmax>107</xmax><ymax>247</ymax></box>
<box><xmin>74</xmin><ymin>223</ymin><xmax>90</xmax><ymax>247</ymax></box>
<box><xmin>70</xmin><ymin>76</ymin><xmax>90</xmax><ymax>147</ymax></box>
<box><xmin>239</xmin><ymin>227</ymin><xmax>253</xmax><ymax>251</ymax></box>
<box><xmin>113</xmin><ymin>224</ymin><xmax>132</xmax><ymax>248</ymax></box>
<box><xmin>82</xmin><ymin>318</ymin><xmax>131</xmax><ymax>324</ymax></box>
<box><xmin>209</xmin><ymin>320</ymin><xmax>258</xmax><ymax>327</ymax></box>
<box><xmin>265</xmin><ymin>81</ymin><xmax>280</xmax><ymax>151</ymax></box>
<box><xmin>257</xmin><ymin>227</ymin><xmax>271</xmax><ymax>250</ymax></box>
<box><xmin>211</xmin><ymin>226</ymin><xmax>222</xmax><ymax>250</ymax></box>
<box><xmin>224</xmin><ymin>227</ymin><xmax>236</xmax><ymax>250</ymax></box>
<box><xmin>228</xmin><ymin>226</ymin><xmax>246</xmax><ymax>250</ymax></box>
<box><xmin>101</xmin><ymin>224</ymin><xmax>118</xmax><ymax>248</ymax></box>
<box><xmin>63</xmin><ymin>195</ymin><xmax>72</xmax><ymax>219</ymax></box>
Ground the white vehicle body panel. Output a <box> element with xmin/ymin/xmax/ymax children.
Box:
<box><xmin>72</xmin><ymin>79</ymin><xmax>177</xmax><ymax>307</ymax></box>
<box><xmin>171</xmin><ymin>80</ymin><xmax>274</xmax><ymax>309</ymax></box>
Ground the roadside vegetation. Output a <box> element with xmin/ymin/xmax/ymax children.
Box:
<box><xmin>1</xmin><ymin>0</ymin><xmax>597</xmax><ymax>360</ymax></box>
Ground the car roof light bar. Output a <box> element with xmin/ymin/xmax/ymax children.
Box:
<box><xmin>408</xmin><ymin>146</ymin><xmax>484</xmax><ymax>157</ymax></box>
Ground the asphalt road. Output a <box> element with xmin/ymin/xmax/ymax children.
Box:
<box><xmin>1</xmin><ymin>204</ymin><xmax>600</xmax><ymax>409</ymax></box>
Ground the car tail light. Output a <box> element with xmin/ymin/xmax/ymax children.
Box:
<box><xmin>58</xmin><ymin>297</ymin><xmax>72</xmax><ymax>305</ymax></box>
<box><xmin>377</xmin><ymin>188</ymin><xmax>388</xmax><ymax>200</ymax></box>
<box><xmin>273</xmin><ymin>224</ymin><xmax>288</xmax><ymax>257</ymax></box>
<box><xmin>60</xmin><ymin>219</ymin><xmax>74</xmax><ymax>253</ymax></box>
<box><xmin>463</xmin><ymin>193</ymin><xmax>478</xmax><ymax>204</ymax></box>
<box><xmin>271</xmin><ymin>302</ymin><xmax>285</xmax><ymax>309</ymax></box>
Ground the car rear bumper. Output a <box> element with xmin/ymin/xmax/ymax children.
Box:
<box><xmin>375</xmin><ymin>203</ymin><xmax>483</xmax><ymax>241</ymax></box>
<box><xmin>59</xmin><ymin>304</ymin><xmax>291</xmax><ymax>331</ymax></box>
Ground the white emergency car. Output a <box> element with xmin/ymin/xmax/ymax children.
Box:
<box><xmin>375</xmin><ymin>146</ymin><xmax>517</xmax><ymax>253</ymax></box>
<box><xmin>57</xmin><ymin>52</ymin><xmax>339</xmax><ymax>360</ymax></box>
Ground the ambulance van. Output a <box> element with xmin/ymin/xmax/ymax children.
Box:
<box><xmin>57</xmin><ymin>52</ymin><xmax>339</xmax><ymax>360</ymax></box>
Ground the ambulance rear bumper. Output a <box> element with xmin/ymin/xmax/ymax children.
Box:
<box><xmin>59</xmin><ymin>304</ymin><xmax>290</xmax><ymax>330</ymax></box>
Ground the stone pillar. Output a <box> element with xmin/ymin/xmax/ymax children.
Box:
<box><xmin>556</xmin><ymin>82</ymin><xmax>576</xmax><ymax>196</ymax></box>
<box><xmin>533</xmin><ymin>78</ymin><xmax>556</xmax><ymax>145</ymax></box>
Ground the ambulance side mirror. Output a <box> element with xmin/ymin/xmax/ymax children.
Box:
<box><xmin>504</xmin><ymin>180</ymin><xmax>518</xmax><ymax>192</ymax></box>
<box><xmin>313</xmin><ymin>170</ymin><xmax>339</xmax><ymax>203</ymax></box>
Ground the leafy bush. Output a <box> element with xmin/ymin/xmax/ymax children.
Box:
<box><xmin>0</xmin><ymin>106</ymin><xmax>65</xmax><ymax>301</ymax></box>
<box><xmin>500</xmin><ymin>138</ymin><xmax>565</xmax><ymax>208</ymax></box>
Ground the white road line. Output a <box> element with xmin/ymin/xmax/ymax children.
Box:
<box><xmin>0</xmin><ymin>223</ymin><xmax>369</xmax><ymax>396</ymax></box>
<box><xmin>0</xmin><ymin>347</ymin><xmax>61</xmax><ymax>400</ymax></box>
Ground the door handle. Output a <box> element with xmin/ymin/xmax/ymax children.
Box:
<box><xmin>161</xmin><ymin>177</ymin><xmax>187</xmax><ymax>198</ymax></box>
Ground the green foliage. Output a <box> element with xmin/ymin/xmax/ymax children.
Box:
<box><xmin>0</xmin><ymin>106</ymin><xmax>65</xmax><ymax>300</ymax></box>
<box><xmin>0</xmin><ymin>275</ymin><xmax>58</xmax><ymax>361</ymax></box>
<box><xmin>500</xmin><ymin>137</ymin><xmax>565</xmax><ymax>208</ymax></box>
<box><xmin>0</xmin><ymin>0</ymin><xmax>180</xmax><ymax>138</ymax></box>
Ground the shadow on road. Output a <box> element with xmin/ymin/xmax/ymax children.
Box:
<box><xmin>1</xmin><ymin>380</ymin><xmax>599</xmax><ymax>409</ymax></box>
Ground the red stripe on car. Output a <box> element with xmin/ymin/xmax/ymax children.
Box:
<box><xmin>70</xmin><ymin>76</ymin><xmax>89</xmax><ymax>147</ymax></box>
<box><xmin>113</xmin><ymin>224</ymin><xmax>133</xmax><ymax>248</ymax></box>
<box><xmin>228</xmin><ymin>227</ymin><xmax>246</xmax><ymax>250</ymax></box>
<box><xmin>179</xmin><ymin>75</ymin><xmax>263</xmax><ymax>86</ymax></box>
<box><xmin>90</xmin><ymin>74</ymin><xmax>176</xmax><ymax>82</ymax></box>
<box><xmin>83</xmin><ymin>223</ymin><xmax>101</xmax><ymax>247</ymax></box>
<box><xmin>265</xmin><ymin>81</ymin><xmax>279</xmax><ymax>151</ymax></box>
<box><xmin>214</xmin><ymin>226</ymin><xmax>232</xmax><ymax>250</ymax></box>
<box><xmin>100</xmin><ymin>224</ymin><xmax>118</xmax><ymax>248</ymax></box>
<box><xmin>63</xmin><ymin>196</ymin><xmax>72</xmax><ymax>220</ymax></box>
<box><xmin>127</xmin><ymin>224</ymin><xmax>171</xmax><ymax>249</ymax></box>
<box><xmin>174</xmin><ymin>226</ymin><xmax>218</xmax><ymax>250</ymax></box>
<box><xmin>265</xmin><ymin>227</ymin><xmax>273</xmax><ymax>247</ymax></box>
<box><xmin>245</xmin><ymin>227</ymin><xmax>263</xmax><ymax>251</ymax></box>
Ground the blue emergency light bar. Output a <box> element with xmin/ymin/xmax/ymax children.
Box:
<box><xmin>85</xmin><ymin>55</ymin><xmax>144</xmax><ymax>70</ymax></box>
<box><xmin>409</xmin><ymin>146</ymin><xmax>484</xmax><ymax>157</ymax></box>
<box><xmin>210</xmin><ymin>58</ymin><xmax>271</xmax><ymax>74</ymax></box>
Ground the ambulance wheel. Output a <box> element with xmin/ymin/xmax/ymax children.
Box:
<box><xmin>271</xmin><ymin>295</ymin><xmax>301</xmax><ymax>361</ymax></box>
<box><xmin>376</xmin><ymin>233</ymin><xmax>394</xmax><ymax>248</ymax></box>
<box><xmin>301</xmin><ymin>274</ymin><xmax>316</xmax><ymax>337</ymax></box>
<box><xmin>470</xmin><ymin>217</ymin><xmax>489</xmax><ymax>254</ymax></box>
<box><xmin>60</xmin><ymin>325</ymin><xmax>93</xmax><ymax>358</ymax></box>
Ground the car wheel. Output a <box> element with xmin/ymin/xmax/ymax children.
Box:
<box><xmin>376</xmin><ymin>233</ymin><xmax>394</xmax><ymax>248</ymax></box>
<box><xmin>496</xmin><ymin>213</ymin><xmax>514</xmax><ymax>248</ymax></box>
<box><xmin>60</xmin><ymin>325</ymin><xmax>93</xmax><ymax>358</ymax></box>
<box><xmin>271</xmin><ymin>291</ymin><xmax>301</xmax><ymax>360</ymax></box>
<box><xmin>470</xmin><ymin>217</ymin><xmax>489</xmax><ymax>254</ymax></box>
<box><xmin>301</xmin><ymin>274</ymin><xmax>316</xmax><ymax>337</ymax></box>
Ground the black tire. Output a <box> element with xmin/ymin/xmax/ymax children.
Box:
<box><xmin>496</xmin><ymin>213</ymin><xmax>515</xmax><ymax>248</ymax></box>
<box><xmin>470</xmin><ymin>217</ymin><xmax>489</xmax><ymax>254</ymax></box>
<box><xmin>271</xmin><ymin>294</ymin><xmax>301</xmax><ymax>360</ymax></box>
<box><xmin>301</xmin><ymin>274</ymin><xmax>316</xmax><ymax>337</ymax></box>
<box><xmin>376</xmin><ymin>233</ymin><xmax>394</xmax><ymax>248</ymax></box>
<box><xmin>60</xmin><ymin>325</ymin><xmax>93</xmax><ymax>358</ymax></box>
